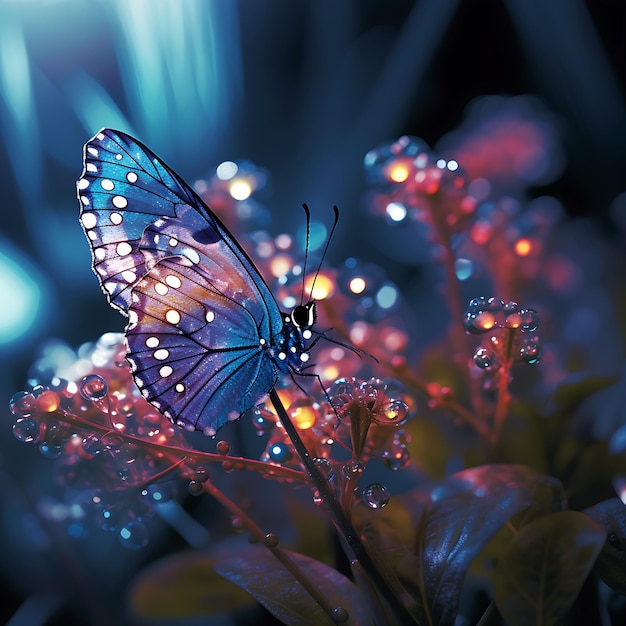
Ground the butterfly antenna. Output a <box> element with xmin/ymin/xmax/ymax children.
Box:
<box><xmin>300</xmin><ymin>203</ymin><xmax>311</xmax><ymax>304</ymax></box>
<box><xmin>306</xmin><ymin>205</ymin><xmax>340</xmax><ymax>303</ymax></box>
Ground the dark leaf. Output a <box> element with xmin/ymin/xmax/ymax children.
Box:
<box><xmin>584</xmin><ymin>497</ymin><xmax>626</xmax><ymax>593</ymax></box>
<box><xmin>494</xmin><ymin>510</ymin><xmax>605</xmax><ymax>626</ymax></box>
<box><xmin>128</xmin><ymin>549</ymin><xmax>254</xmax><ymax>620</ymax></box>
<box><xmin>553</xmin><ymin>377</ymin><xmax>618</xmax><ymax>413</ymax></box>
<box><xmin>412</xmin><ymin>464</ymin><xmax>543</xmax><ymax>625</ymax></box>
<box><xmin>214</xmin><ymin>545</ymin><xmax>374</xmax><ymax>626</ymax></box>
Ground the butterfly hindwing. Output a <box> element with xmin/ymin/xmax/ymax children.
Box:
<box><xmin>78</xmin><ymin>128</ymin><xmax>287</xmax><ymax>433</ymax></box>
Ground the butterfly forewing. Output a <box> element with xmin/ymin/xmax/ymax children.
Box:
<box><xmin>78</xmin><ymin>128</ymin><xmax>286</xmax><ymax>432</ymax></box>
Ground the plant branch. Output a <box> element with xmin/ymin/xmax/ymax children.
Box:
<box><xmin>269</xmin><ymin>388</ymin><xmax>417</xmax><ymax>625</ymax></box>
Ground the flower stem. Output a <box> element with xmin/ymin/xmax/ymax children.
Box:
<box><xmin>491</xmin><ymin>328</ymin><xmax>515</xmax><ymax>446</ymax></box>
<box><xmin>269</xmin><ymin>388</ymin><xmax>416</xmax><ymax>625</ymax></box>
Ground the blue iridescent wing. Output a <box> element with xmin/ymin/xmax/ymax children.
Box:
<box><xmin>77</xmin><ymin>128</ymin><xmax>283</xmax><ymax>434</ymax></box>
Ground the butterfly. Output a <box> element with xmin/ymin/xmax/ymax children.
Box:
<box><xmin>77</xmin><ymin>128</ymin><xmax>320</xmax><ymax>436</ymax></box>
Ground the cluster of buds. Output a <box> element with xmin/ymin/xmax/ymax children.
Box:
<box><xmin>252</xmin><ymin>378</ymin><xmax>414</xmax><ymax>511</ymax></box>
<box><xmin>463</xmin><ymin>297</ymin><xmax>541</xmax><ymax>379</ymax></box>
<box><xmin>364</xmin><ymin>135</ymin><xmax>475</xmax><ymax>232</ymax></box>
<box><xmin>9</xmin><ymin>333</ymin><xmax>194</xmax><ymax>548</ymax></box>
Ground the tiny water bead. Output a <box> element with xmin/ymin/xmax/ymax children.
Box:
<box><xmin>81</xmin><ymin>433</ymin><xmax>104</xmax><ymax>456</ymax></box>
<box><xmin>312</xmin><ymin>457</ymin><xmax>334</xmax><ymax>480</ymax></box>
<box><xmin>473</xmin><ymin>347</ymin><xmax>498</xmax><ymax>370</ymax></box>
<box><xmin>188</xmin><ymin>480</ymin><xmax>204</xmax><ymax>496</ymax></box>
<box><xmin>251</xmin><ymin>406</ymin><xmax>275</xmax><ymax>434</ymax></box>
<box><xmin>9</xmin><ymin>391</ymin><xmax>35</xmax><ymax>417</ymax></box>
<box><xmin>264</xmin><ymin>532</ymin><xmax>279</xmax><ymax>547</ymax></box>
<box><xmin>12</xmin><ymin>417</ymin><xmax>40</xmax><ymax>443</ymax></box>
<box><xmin>332</xmin><ymin>606</ymin><xmax>349</xmax><ymax>623</ymax></box>
<box><xmin>140</xmin><ymin>482</ymin><xmax>177</xmax><ymax>504</ymax></box>
<box><xmin>216</xmin><ymin>440</ymin><xmax>231</xmax><ymax>455</ymax></box>
<box><xmin>362</xmin><ymin>483</ymin><xmax>390</xmax><ymax>509</ymax></box>
<box><xmin>195</xmin><ymin>466</ymin><xmax>209</xmax><ymax>482</ymax></box>
<box><xmin>79</xmin><ymin>374</ymin><xmax>108</xmax><ymax>401</ymax></box>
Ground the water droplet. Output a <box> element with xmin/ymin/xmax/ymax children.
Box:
<box><xmin>520</xmin><ymin>308</ymin><xmax>540</xmax><ymax>331</ymax></box>
<box><xmin>383</xmin><ymin>446</ymin><xmax>411</xmax><ymax>471</ymax></box>
<box><xmin>9</xmin><ymin>391</ymin><xmax>35</xmax><ymax>417</ymax></box>
<box><xmin>268</xmin><ymin>441</ymin><xmax>291</xmax><ymax>463</ymax></box>
<box><xmin>363</xmin><ymin>483</ymin><xmax>390</xmax><ymax>509</ymax></box>
<box><xmin>251</xmin><ymin>406</ymin><xmax>275</xmax><ymax>434</ymax></box>
<box><xmin>264</xmin><ymin>532</ymin><xmax>279</xmax><ymax>547</ymax></box>
<box><xmin>81</xmin><ymin>433</ymin><xmax>104</xmax><ymax>455</ymax></box>
<box><xmin>216</xmin><ymin>440</ymin><xmax>230</xmax><ymax>455</ymax></box>
<box><xmin>231</xmin><ymin>516</ymin><xmax>246</xmax><ymax>533</ymax></box>
<box><xmin>80</xmin><ymin>374</ymin><xmax>108</xmax><ymax>401</ymax></box>
<box><xmin>474</xmin><ymin>347</ymin><xmax>497</xmax><ymax>370</ymax></box>
<box><xmin>380</xmin><ymin>400</ymin><xmax>409</xmax><ymax>423</ymax></box>
<box><xmin>342</xmin><ymin>460</ymin><xmax>364</xmax><ymax>479</ymax></box>
<box><xmin>118</xmin><ymin>521</ymin><xmax>149</xmax><ymax>549</ymax></box>
<box><xmin>332</xmin><ymin>606</ymin><xmax>349</xmax><ymax>623</ymax></box>
<box><xmin>195</xmin><ymin>466</ymin><xmax>209</xmax><ymax>482</ymax></box>
<box><xmin>188</xmin><ymin>480</ymin><xmax>204</xmax><ymax>496</ymax></box>
<box><xmin>312</xmin><ymin>457</ymin><xmax>334</xmax><ymax>480</ymax></box>
<box><xmin>100</xmin><ymin>506</ymin><xmax>120</xmax><ymax>532</ymax></box>
<box><xmin>519</xmin><ymin>339</ymin><xmax>541</xmax><ymax>364</ymax></box>
<box><xmin>12</xmin><ymin>417</ymin><xmax>39</xmax><ymax>443</ymax></box>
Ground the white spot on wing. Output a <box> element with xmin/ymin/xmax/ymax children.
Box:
<box><xmin>122</xmin><ymin>270</ymin><xmax>136</xmax><ymax>283</ymax></box>
<box><xmin>146</xmin><ymin>336</ymin><xmax>159</xmax><ymax>348</ymax></box>
<box><xmin>126</xmin><ymin>171</ymin><xmax>138</xmax><ymax>183</ymax></box>
<box><xmin>184</xmin><ymin>249</ymin><xmax>201</xmax><ymax>264</ymax></box>
<box><xmin>169</xmin><ymin>238</ymin><xmax>178</xmax><ymax>247</ymax></box>
<box><xmin>175</xmin><ymin>383</ymin><xmax>185</xmax><ymax>393</ymax></box>
<box><xmin>96</xmin><ymin>132</ymin><xmax>104</xmax><ymax>140</ymax></box>
<box><xmin>154</xmin><ymin>349</ymin><xmax>169</xmax><ymax>360</ymax></box>
<box><xmin>206</xmin><ymin>310</ymin><xmax>215</xmax><ymax>323</ymax></box>
<box><xmin>81</xmin><ymin>212</ymin><xmax>97</xmax><ymax>228</ymax></box>
<box><xmin>116</xmin><ymin>241</ymin><xmax>133</xmax><ymax>256</ymax></box>
<box><xmin>80</xmin><ymin>196</ymin><xmax>90</xmax><ymax>206</ymax></box>
<box><xmin>110</xmin><ymin>212</ymin><xmax>123</xmax><ymax>224</ymax></box>
<box><xmin>77</xmin><ymin>179</ymin><xmax>89</xmax><ymax>190</ymax></box>
<box><xmin>128</xmin><ymin>310</ymin><xmax>138</xmax><ymax>329</ymax></box>
<box><xmin>159</xmin><ymin>365</ymin><xmax>173</xmax><ymax>378</ymax></box>
<box><xmin>88</xmin><ymin>147</ymin><xmax>99</xmax><ymax>156</ymax></box>
<box><xmin>101</xmin><ymin>179</ymin><xmax>114</xmax><ymax>191</ymax></box>
<box><xmin>155</xmin><ymin>282</ymin><xmax>169</xmax><ymax>296</ymax></box>
<box><xmin>166</xmin><ymin>309</ymin><xmax>181</xmax><ymax>325</ymax></box>
<box><xmin>112</xmin><ymin>196</ymin><xmax>128</xmax><ymax>209</ymax></box>
<box><xmin>165</xmin><ymin>275</ymin><xmax>182</xmax><ymax>289</ymax></box>
<box><xmin>115</xmin><ymin>154</ymin><xmax>123</xmax><ymax>160</ymax></box>
<box><xmin>87</xmin><ymin>163</ymin><xmax>97</xmax><ymax>173</ymax></box>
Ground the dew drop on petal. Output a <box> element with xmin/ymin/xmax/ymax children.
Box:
<box><xmin>80</xmin><ymin>374</ymin><xmax>108</xmax><ymax>401</ymax></box>
<box><xmin>12</xmin><ymin>417</ymin><xmax>39</xmax><ymax>443</ymax></box>
<box><xmin>264</xmin><ymin>532</ymin><xmax>279</xmax><ymax>547</ymax></box>
<box><xmin>363</xmin><ymin>483</ymin><xmax>390</xmax><ymax>509</ymax></box>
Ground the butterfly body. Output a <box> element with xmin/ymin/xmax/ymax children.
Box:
<box><xmin>77</xmin><ymin>129</ymin><xmax>314</xmax><ymax>435</ymax></box>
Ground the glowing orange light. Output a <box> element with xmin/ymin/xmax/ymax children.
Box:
<box><xmin>514</xmin><ymin>238</ymin><xmax>532</xmax><ymax>256</ymax></box>
<box><xmin>305</xmin><ymin>273</ymin><xmax>333</xmax><ymax>300</ymax></box>
<box><xmin>323</xmin><ymin>364</ymin><xmax>340</xmax><ymax>380</ymax></box>
<box><xmin>349</xmin><ymin>276</ymin><xmax>366</xmax><ymax>294</ymax></box>
<box><xmin>291</xmin><ymin>405</ymin><xmax>316</xmax><ymax>429</ymax></box>
<box><xmin>37</xmin><ymin>390</ymin><xmax>60</xmax><ymax>412</ymax></box>
<box><xmin>387</xmin><ymin>161</ymin><xmax>410</xmax><ymax>183</ymax></box>
<box><xmin>475</xmin><ymin>311</ymin><xmax>496</xmax><ymax>330</ymax></box>
<box><xmin>270</xmin><ymin>254</ymin><xmax>292</xmax><ymax>278</ymax></box>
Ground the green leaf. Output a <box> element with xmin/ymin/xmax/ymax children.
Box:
<box><xmin>214</xmin><ymin>546</ymin><xmax>374</xmax><ymax>626</ymax></box>
<box><xmin>412</xmin><ymin>464</ymin><xmax>543</xmax><ymax>626</ymax></box>
<box><xmin>128</xmin><ymin>549</ymin><xmax>254</xmax><ymax>620</ymax></box>
<box><xmin>494</xmin><ymin>510</ymin><xmax>605</xmax><ymax>626</ymax></box>
<box><xmin>584</xmin><ymin>498</ymin><xmax>626</xmax><ymax>593</ymax></box>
